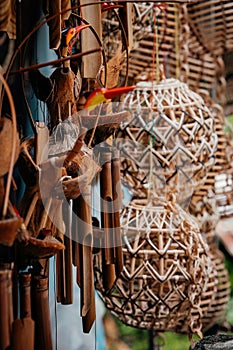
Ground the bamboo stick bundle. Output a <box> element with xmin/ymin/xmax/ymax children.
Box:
<box><xmin>31</xmin><ymin>275</ymin><xmax>53</xmax><ymax>350</ymax></box>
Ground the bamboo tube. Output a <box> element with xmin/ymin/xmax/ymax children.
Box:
<box><xmin>31</xmin><ymin>276</ymin><xmax>53</xmax><ymax>350</ymax></box>
<box><xmin>119</xmin><ymin>3</ymin><xmax>134</xmax><ymax>51</ymax></box>
<box><xmin>69</xmin><ymin>126</ymin><xmax>87</xmax><ymax>269</ymax></box>
<box><xmin>56</xmin><ymin>249</ymin><xmax>66</xmax><ymax>303</ymax></box>
<box><xmin>111</xmin><ymin>149</ymin><xmax>123</xmax><ymax>277</ymax></box>
<box><xmin>62</xmin><ymin>201</ymin><xmax>73</xmax><ymax>305</ymax></box>
<box><xmin>0</xmin><ymin>270</ymin><xmax>11</xmax><ymax>350</ymax></box>
<box><xmin>80</xmin><ymin>0</ymin><xmax>102</xmax><ymax>78</ymax></box>
<box><xmin>11</xmin><ymin>273</ymin><xmax>35</xmax><ymax>350</ymax></box>
<box><xmin>72</xmin><ymin>198</ymin><xmax>81</xmax><ymax>269</ymax></box>
<box><xmin>19</xmin><ymin>273</ymin><xmax>32</xmax><ymax>319</ymax></box>
<box><xmin>12</xmin><ymin>265</ymin><xmax>18</xmax><ymax>321</ymax></box>
<box><xmin>99</xmin><ymin>148</ymin><xmax>116</xmax><ymax>290</ymax></box>
<box><xmin>75</xmin><ymin>186</ymin><xmax>96</xmax><ymax>333</ymax></box>
<box><xmin>35</xmin><ymin>121</ymin><xmax>49</xmax><ymax>165</ymax></box>
<box><xmin>100</xmin><ymin>150</ymin><xmax>115</xmax><ymax>262</ymax></box>
<box><xmin>7</xmin><ymin>269</ymin><xmax>13</xmax><ymax>336</ymax></box>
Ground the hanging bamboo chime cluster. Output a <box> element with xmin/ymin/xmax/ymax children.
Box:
<box><xmin>0</xmin><ymin>1</ymin><xmax>131</xmax><ymax>348</ymax></box>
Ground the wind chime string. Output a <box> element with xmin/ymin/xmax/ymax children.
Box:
<box><xmin>147</xmin><ymin>4</ymin><xmax>165</xmax><ymax>202</ymax></box>
<box><xmin>152</xmin><ymin>3</ymin><xmax>168</xmax><ymax>84</ymax></box>
<box><xmin>175</xmin><ymin>3</ymin><xmax>180</xmax><ymax>80</ymax></box>
<box><xmin>151</xmin><ymin>4</ymin><xmax>159</xmax><ymax>85</ymax></box>
<box><xmin>148</xmin><ymin>118</ymin><xmax>156</xmax><ymax>202</ymax></box>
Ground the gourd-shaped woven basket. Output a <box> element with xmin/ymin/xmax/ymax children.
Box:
<box><xmin>118</xmin><ymin>78</ymin><xmax>218</xmax><ymax>204</ymax></box>
<box><xmin>95</xmin><ymin>196</ymin><xmax>213</xmax><ymax>335</ymax></box>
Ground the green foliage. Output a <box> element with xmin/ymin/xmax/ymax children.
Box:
<box><xmin>113</xmin><ymin>316</ymin><xmax>191</xmax><ymax>350</ymax></box>
<box><xmin>226</xmin><ymin>114</ymin><xmax>233</xmax><ymax>124</ymax></box>
<box><xmin>114</xmin><ymin>317</ymin><xmax>148</xmax><ymax>350</ymax></box>
<box><xmin>163</xmin><ymin>333</ymin><xmax>190</xmax><ymax>350</ymax></box>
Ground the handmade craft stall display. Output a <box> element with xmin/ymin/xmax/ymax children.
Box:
<box><xmin>0</xmin><ymin>1</ymin><xmax>232</xmax><ymax>350</ymax></box>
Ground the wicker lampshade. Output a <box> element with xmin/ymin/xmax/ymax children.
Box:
<box><xmin>95</xmin><ymin>196</ymin><xmax>213</xmax><ymax>336</ymax></box>
<box><xmin>117</xmin><ymin>78</ymin><xmax>218</xmax><ymax>204</ymax></box>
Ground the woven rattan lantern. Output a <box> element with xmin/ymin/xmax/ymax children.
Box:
<box><xmin>95</xmin><ymin>196</ymin><xmax>213</xmax><ymax>336</ymax></box>
<box><xmin>118</xmin><ymin>78</ymin><xmax>218</xmax><ymax>205</ymax></box>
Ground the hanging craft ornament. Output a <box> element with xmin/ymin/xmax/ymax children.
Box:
<box><xmin>95</xmin><ymin>195</ymin><xmax>213</xmax><ymax>338</ymax></box>
<box><xmin>117</xmin><ymin>78</ymin><xmax>218</xmax><ymax>206</ymax></box>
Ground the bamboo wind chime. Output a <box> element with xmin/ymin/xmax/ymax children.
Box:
<box><xmin>97</xmin><ymin>146</ymin><xmax>124</xmax><ymax>290</ymax></box>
